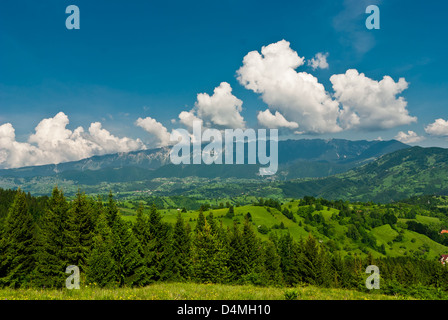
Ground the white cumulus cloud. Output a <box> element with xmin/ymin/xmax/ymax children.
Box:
<box><xmin>425</xmin><ymin>119</ymin><xmax>448</xmax><ymax>136</ymax></box>
<box><xmin>257</xmin><ymin>109</ymin><xmax>299</xmax><ymax>129</ymax></box>
<box><xmin>178</xmin><ymin>110</ymin><xmax>203</xmax><ymax>130</ymax></box>
<box><xmin>135</xmin><ymin>116</ymin><xmax>172</xmax><ymax>147</ymax></box>
<box><xmin>237</xmin><ymin>40</ymin><xmax>342</xmax><ymax>134</ymax></box>
<box><xmin>394</xmin><ymin>130</ymin><xmax>424</xmax><ymax>144</ymax></box>
<box><xmin>330</xmin><ymin>69</ymin><xmax>416</xmax><ymax>131</ymax></box>
<box><xmin>0</xmin><ymin>112</ymin><xmax>146</xmax><ymax>169</ymax></box>
<box><xmin>178</xmin><ymin>82</ymin><xmax>245</xmax><ymax>130</ymax></box>
<box><xmin>308</xmin><ymin>52</ymin><xmax>329</xmax><ymax>70</ymax></box>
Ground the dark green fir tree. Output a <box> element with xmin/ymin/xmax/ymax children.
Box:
<box><xmin>86</xmin><ymin>211</ymin><xmax>117</xmax><ymax>288</ymax></box>
<box><xmin>34</xmin><ymin>187</ymin><xmax>70</xmax><ymax>288</ymax></box>
<box><xmin>0</xmin><ymin>189</ymin><xmax>36</xmax><ymax>288</ymax></box>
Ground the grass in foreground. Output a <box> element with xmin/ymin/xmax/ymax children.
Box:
<box><xmin>0</xmin><ymin>282</ymin><xmax>410</xmax><ymax>300</ymax></box>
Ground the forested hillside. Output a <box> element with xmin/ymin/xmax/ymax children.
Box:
<box><xmin>2</xmin><ymin>187</ymin><xmax>448</xmax><ymax>299</ymax></box>
<box><xmin>280</xmin><ymin>146</ymin><xmax>448</xmax><ymax>202</ymax></box>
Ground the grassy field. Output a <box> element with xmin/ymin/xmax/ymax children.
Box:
<box><xmin>0</xmin><ymin>282</ymin><xmax>408</xmax><ymax>300</ymax></box>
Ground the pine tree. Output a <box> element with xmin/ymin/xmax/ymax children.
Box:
<box><xmin>0</xmin><ymin>189</ymin><xmax>36</xmax><ymax>288</ymax></box>
<box><xmin>278</xmin><ymin>233</ymin><xmax>302</xmax><ymax>286</ymax></box>
<box><xmin>192</xmin><ymin>220</ymin><xmax>228</xmax><ymax>283</ymax></box>
<box><xmin>86</xmin><ymin>211</ymin><xmax>117</xmax><ymax>288</ymax></box>
<box><xmin>132</xmin><ymin>204</ymin><xmax>149</xmax><ymax>244</ymax></box>
<box><xmin>65</xmin><ymin>190</ymin><xmax>95</xmax><ymax>273</ymax></box>
<box><xmin>147</xmin><ymin>204</ymin><xmax>173</xmax><ymax>281</ymax></box>
<box><xmin>262</xmin><ymin>240</ymin><xmax>283</xmax><ymax>286</ymax></box>
<box><xmin>241</xmin><ymin>214</ymin><xmax>261</xmax><ymax>275</ymax></box>
<box><xmin>34</xmin><ymin>187</ymin><xmax>70</xmax><ymax>288</ymax></box>
<box><xmin>195</xmin><ymin>208</ymin><xmax>206</xmax><ymax>234</ymax></box>
<box><xmin>105</xmin><ymin>191</ymin><xmax>119</xmax><ymax>228</ymax></box>
<box><xmin>300</xmin><ymin>234</ymin><xmax>332</xmax><ymax>286</ymax></box>
<box><xmin>228</xmin><ymin>221</ymin><xmax>245</xmax><ymax>283</ymax></box>
<box><xmin>91</xmin><ymin>194</ymin><xmax>104</xmax><ymax>227</ymax></box>
<box><xmin>171</xmin><ymin>212</ymin><xmax>192</xmax><ymax>281</ymax></box>
<box><xmin>131</xmin><ymin>203</ymin><xmax>152</xmax><ymax>284</ymax></box>
<box><xmin>206</xmin><ymin>211</ymin><xmax>218</xmax><ymax>234</ymax></box>
<box><xmin>111</xmin><ymin>218</ymin><xmax>146</xmax><ymax>287</ymax></box>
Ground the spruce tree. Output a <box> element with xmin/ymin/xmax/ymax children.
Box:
<box><xmin>228</xmin><ymin>221</ymin><xmax>245</xmax><ymax>283</ymax></box>
<box><xmin>195</xmin><ymin>208</ymin><xmax>206</xmax><ymax>234</ymax></box>
<box><xmin>192</xmin><ymin>220</ymin><xmax>228</xmax><ymax>283</ymax></box>
<box><xmin>206</xmin><ymin>211</ymin><xmax>217</xmax><ymax>234</ymax></box>
<box><xmin>111</xmin><ymin>218</ymin><xmax>146</xmax><ymax>287</ymax></box>
<box><xmin>262</xmin><ymin>240</ymin><xmax>283</xmax><ymax>286</ymax></box>
<box><xmin>132</xmin><ymin>203</ymin><xmax>149</xmax><ymax>245</ymax></box>
<box><xmin>278</xmin><ymin>233</ymin><xmax>302</xmax><ymax>286</ymax></box>
<box><xmin>131</xmin><ymin>203</ymin><xmax>152</xmax><ymax>284</ymax></box>
<box><xmin>34</xmin><ymin>187</ymin><xmax>70</xmax><ymax>288</ymax></box>
<box><xmin>86</xmin><ymin>211</ymin><xmax>117</xmax><ymax>288</ymax></box>
<box><xmin>147</xmin><ymin>204</ymin><xmax>173</xmax><ymax>281</ymax></box>
<box><xmin>0</xmin><ymin>189</ymin><xmax>36</xmax><ymax>288</ymax></box>
<box><xmin>300</xmin><ymin>234</ymin><xmax>332</xmax><ymax>286</ymax></box>
<box><xmin>241</xmin><ymin>214</ymin><xmax>261</xmax><ymax>277</ymax></box>
<box><xmin>65</xmin><ymin>190</ymin><xmax>95</xmax><ymax>273</ymax></box>
<box><xmin>171</xmin><ymin>212</ymin><xmax>192</xmax><ymax>281</ymax></box>
<box><xmin>105</xmin><ymin>191</ymin><xmax>119</xmax><ymax>228</ymax></box>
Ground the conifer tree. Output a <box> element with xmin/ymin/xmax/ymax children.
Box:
<box><xmin>171</xmin><ymin>212</ymin><xmax>192</xmax><ymax>281</ymax></box>
<box><xmin>131</xmin><ymin>203</ymin><xmax>153</xmax><ymax>284</ymax></box>
<box><xmin>0</xmin><ymin>189</ymin><xmax>36</xmax><ymax>287</ymax></box>
<box><xmin>105</xmin><ymin>191</ymin><xmax>119</xmax><ymax>228</ymax></box>
<box><xmin>86</xmin><ymin>211</ymin><xmax>117</xmax><ymax>288</ymax></box>
<box><xmin>300</xmin><ymin>234</ymin><xmax>332</xmax><ymax>286</ymax></box>
<box><xmin>331</xmin><ymin>253</ymin><xmax>355</xmax><ymax>288</ymax></box>
<box><xmin>34</xmin><ymin>187</ymin><xmax>70</xmax><ymax>288</ymax></box>
<box><xmin>262</xmin><ymin>240</ymin><xmax>283</xmax><ymax>286</ymax></box>
<box><xmin>278</xmin><ymin>233</ymin><xmax>302</xmax><ymax>286</ymax></box>
<box><xmin>206</xmin><ymin>211</ymin><xmax>218</xmax><ymax>234</ymax></box>
<box><xmin>66</xmin><ymin>190</ymin><xmax>95</xmax><ymax>273</ymax></box>
<box><xmin>241</xmin><ymin>214</ymin><xmax>261</xmax><ymax>276</ymax></box>
<box><xmin>195</xmin><ymin>208</ymin><xmax>206</xmax><ymax>234</ymax></box>
<box><xmin>111</xmin><ymin>218</ymin><xmax>146</xmax><ymax>287</ymax></box>
<box><xmin>132</xmin><ymin>203</ymin><xmax>151</xmax><ymax>246</ymax></box>
<box><xmin>147</xmin><ymin>204</ymin><xmax>173</xmax><ymax>281</ymax></box>
<box><xmin>228</xmin><ymin>221</ymin><xmax>245</xmax><ymax>282</ymax></box>
<box><xmin>91</xmin><ymin>194</ymin><xmax>104</xmax><ymax>227</ymax></box>
<box><xmin>192</xmin><ymin>220</ymin><xmax>228</xmax><ymax>283</ymax></box>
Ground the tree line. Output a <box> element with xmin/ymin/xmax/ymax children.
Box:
<box><xmin>1</xmin><ymin>187</ymin><xmax>448</xmax><ymax>299</ymax></box>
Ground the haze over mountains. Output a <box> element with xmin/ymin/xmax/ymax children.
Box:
<box><xmin>4</xmin><ymin>137</ymin><xmax>448</xmax><ymax>204</ymax></box>
<box><xmin>0</xmin><ymin>138</ymin><xmax>408</xmax><ymax>183</ymax></box>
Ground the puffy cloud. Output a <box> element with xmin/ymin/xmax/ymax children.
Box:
<box><xmin>237</xmin><ymin>40</ymin><xmax>342</xmax><ymax>134</ymax></box>
<box><xmin>0</xmin><ymin>123</ymin><xmax>44</xmax><ymax>169</ymax></box>
<box><xmin>88</xmin><ymin>122</ymin><xmax>145</xmax><ymax>153</ymax></box>
<box><xmin>178</xmin><ymin>82</ymin><xmax>245</xmax><ymax>130</ymax></box>
<box><xmin>424</xmin><ymin>119</ymin><xmax>448</xmax><ymax>136</ymax></box>
<box><xmin>308</xmin><ymin>52</ymin><xmax>329</xmax><ymax>70</ymax></box>
<box><xmin>178</xmin><ymin>110</ymin><xmax>203</xmax><ymax>130</ymax></box>
<box><xmin>394</xmin><ymin>130</ymin><xmax>424</xmax><ymax>144</ymax></box>
<box><xmin>257</xmin><ymin>109</ymin><xmax>299</xmax><ymax>129</ymax></box>
<box><xmin>0</xmin><ymin>112</ymin><xmax>146</xmax><ymax>169</ymax></box>
<box><xmin>330</xmin><ymin>69</ymin><xmax>416</xmax><ymax>130</ymax></box>
<box><xmin>135</xmin><ymin>116</ymin><xmax>171</xmax><ymax>147</ymax></box>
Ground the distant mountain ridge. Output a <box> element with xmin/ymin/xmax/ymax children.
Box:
<box><xmin>279</xmin><ymin>146</ymin><xmax>448</xmax><ymax>203</ymax></box>
<box><xmin>0</xmin><ymin>138</ymin><xmax>409</xmax><ymax>183</ymax></box>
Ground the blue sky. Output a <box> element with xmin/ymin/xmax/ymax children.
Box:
<box><xmin>0</xmin><ymin>0</ymin><xmax>448</xmax><ymax>168</ymax></box>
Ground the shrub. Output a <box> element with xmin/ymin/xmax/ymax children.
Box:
<box><xmin>284</xmin><ymin>289</ymin><xmax>299</xmax><ymax>300</ymax></box>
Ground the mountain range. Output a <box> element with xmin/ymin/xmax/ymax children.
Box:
<box><xmin>3</xmin><ymin>137</ymin><xmax>448</xmax><ymax>204</ymax></box>
<box><xmin>0</xmin><ymin>138</ymin><xmax>408</xmax><ymax>182</ymax></box>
